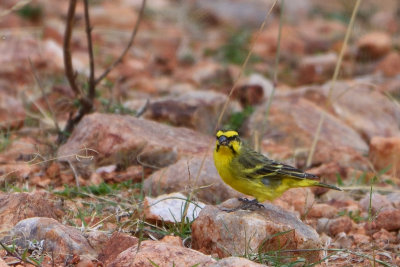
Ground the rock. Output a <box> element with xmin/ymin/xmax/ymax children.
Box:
<box><xmin>272</xmin><ymin>188</ymin><xmax>315</xmax><ymax>217</ymax></box>
<box><xmin>143</xmin><ymin>156</ymin><xmax>242</xmax><ymax>204</ymax></box>
<box><xmin>160</xmin><ymin>235</ymin><xmax>182</xmax><ymax>247</ymax></box>
<box><xmin>298</xmin><ymin>19</ymin><xmax>346</xmax><ymax>53</ymax></box>
<box><xmin>0</xmin><ymin>36</ymin><xmax>44</xmax><ymax>85</ymax></box>
<box><xmin>209</xmin><ymin>256</ymin><xmax>265</xmax><ymax>267</ymax></box>
<box><xmin>317</xmin><ymin>216</ymin><xmax>353</xmax><ymax>236</ymax></box>
<box><xmin>333</xmin><ymin>232</ymin><xmax>353</xmax><ymax>248</ymax></box>
<box><xmin>0</xmin><ymin>192</ymin><xmax>64</xmax><ymax>234</ymax></box>
<box><xmin>254</xmin><ymin>25</ymin><xmax>305</xmax><ymax>58</ymax></box>
<box><xmin>5</xmin><ymin>217</ymin><xmax>96</xmax><ymax>263</ymax></box>
<box><xmin>85</xmin><ymin>230</ymin><xmax>110</xmax><ymax>254</ymax></box>
<box><xmin>352</xmin><ymin>233</ymin><xmax>371</xmax><ymax>245</ymax></box>
<box><xmin>357</xmin><ymin>32</ymin><xmax>392</xmax><ymax>60</ymax></box>
<box><xmin>90</xmin><ymin>2</ymin><xmax>139</xmax><ymax>29</ymax></box>
<box><xmin>376</xmin><ymin>51</ymin><xmax>400</xmax><ymax>77</ymax></box>
<box><xmin>248</xmin><ymin>94</ymin><xmax>368</xmax><ymax>167</ymax></box>
<box><xmin>375</xmin><ymin>209</ymin><xmax>400</xmax><ymax>231</ymax></box>
<box><xmin>0</xmin><ymin>258</ymin><xmax>8</xmax><ymax>267</ymax></box>
<box><xmin>142</xmin><ymin>90</ymin><xmax>238</xmax><ymax>135</ymax></box>
<box><xmin>359</xmin><ymin>193</ymin><xmax>392</xmax><ymax>215</ymax></box>
<box><xmin>194</xmin><ymin>0</ymin><xmax>276</xmax><ymax>27</ymax></box>
<box><xmin>0</xmin><ymin>163</ymin><xmax>40</xmax><ymax>185</ymax></box>
<box><xmin>387</xmin><ymin>193</ymin><xmax>400</xmax><ymax>209</ymax></box>
<box><xmin>323</xmin><ymin>81</ymin><xmax>400</xmax><ymax>141</ymax></box>
<box><xmin>369</xmin><ymin>137</ymin><xmax>400</xmax><ymax>177</ymax></box>
<box><xmin>144</xmin><ymin>192</ymin><xmax>205</xmax><ymax>223</ymax></box>
<box><xmin>372</xmin><ymin>228</ymin><xmax>397</xmax><ymax>244</ymax></box>
<box><xmin>57</xmin><ymin>113</ymin><xmax>213</xmax><ymax>170</ymax></box>
<box><xmin>297</xmin><ymin>53</ymin><xmax>337</xmax><ymax>84</ymax></box>
<box><xmin>371</xmin><ymin>10</ymin><xmax>398</xmax><ymax>33</ymax></box>
<box><xmin>109</xmin><ymin>240</ymin><xmax>216</xmax><ymax>267</ymax></box>
<box><xmin>192</xmin><ymin>199</ymin><xmax>322</xmax><ymax>263</ymax></box>
<box><xmin>307</xmin><ymin>203</ymin><xmax>338</xmax><ymax>219</ymax></box>
<box><xmin>233</xmin><ymin>84</ymin><xmax>264</xmax><ymax>107</ymax></box>
<box><xmin>296</xmin><ymin>81</ymin><xmax>400</xmax><ymax>142</ymax></box>
<box><xmin>98</xmin><ymin>232</ymin><xmax>138</xmax><ymax>266</ymax></box>
<box><xmin>0</xmin><ymin>93</ymin><xmax>25</xmax><ymax>130</ymax></box>
<box><xmin>188</xmin><ymin>61</ymin><xmax>233</xmax><ymax>90</ymax></box>
<box><xmin>307</xmin><ymin>162</ymin><xmax>349</xmax><ymax>183</ymax></box>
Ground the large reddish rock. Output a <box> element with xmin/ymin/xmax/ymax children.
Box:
<box><xmin>317</xmin><ymin>216</ymin><xmax>353</xmax><ymax>236</ymax></box>
<box><xmin>143</xmin><ymin>156</ymin><xmax>242</xmax><ymax>204</ymax></box>
<box><xmin>109</xmin><ymin>240</ymin><xmax>216</xmax><ymax>267</ymax></box>
<box><xmin>0</xmin><ymin>192</ymin><xmax>64</xmax><ymax>234</ymax></box>
<box><xmin>57</xmin><ymin>113</ymin><xmax>213</xmax><ymax>168</ymax></box>
<box><xmin>369</xmin><ymin>137</ymin><xmax>400</xmax><ymax>177</ymax></box>
<box><xmin>5</xmin><ymin>217</ymin><xmax>96</xmax><ymax>263</ymax></box>
<box><xmin>376</xmin><ymin>51</ymin><xmax>400</xmax><ymax>77</ymax></box>
<box><xmin>141</xmin><ymin>90</ymin><xmax>238</xmax><ymax>135</ymax></box>
<box><xmin>253</xmin><ymin>25</ymin><xmax>305</xmax><ymax>58</ymax></box>
<box><xmin>248</xmin><ymin>94</ymin><xmax>368</xmax><ymax>168</ymax></box>
<box><xmin>359</xmin><ymin>193</ymin><xmax>392</xmax><ymax>215</ymax></box>
<box><xmin>297</xmin><ymin>53</ymin><xmax>337</xmax><ymax>85</ymax></box>
<box><xmin>375</xmin><ymin>209</ymin><xmax>400</xmax><ymax>231</ymax></box>
<box><xmin>98</xmin><ymin>232</ymin><xmax>138</xmax><ymax>266</ymax></box>
<box><xmin>356</xmin><ymin>32</ymin><xmax>392</xmax><ymax>60</ymax></box>
<box><xmin>298</xmin><ymin>19</ymin><xmax>345</xmax><ymax>53</ymax></box>
<box><xmin>322</xmin><ymin>82</ymin><xmax>400</xmax><ymax>141</ymax></box>
<box><xmin>272</xmin><ymin>188</ymin><xmax>315</xmax><ymax>217</ymax></box>
<box><xmin>0</xmin><ymin>93</ymin><xmax>25</xmax><ymax>130</ymax></box>
<box><xmin>192</xmin><ymin>199</ymin><xmax>322</xmax><ymax>264</ymax></box>
<box><xmin>291</xmin><ymin>82</ymin><xmax>400</xmax><ymax>142</ymax></box>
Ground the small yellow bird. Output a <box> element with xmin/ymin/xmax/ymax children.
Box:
<box><xmin>213</xmin><ymin>130</ymin><xmax>341</xmax><ymax>210</ymax></box>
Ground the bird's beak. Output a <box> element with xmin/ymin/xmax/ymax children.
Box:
<box><xmin>217</xmin><ymin>136</ymin><xmax>229</xmax><ymax>146</ymax></box>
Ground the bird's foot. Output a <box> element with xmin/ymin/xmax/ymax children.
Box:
<box><xmin>220</xmin><ymin>198</ymin><xmax>264</xmax><ymax>212</ymax></box>
<box><xmin>235</xmin><ymin>198</ymin><xmax>264</xmax><ymax>211</ymax></box>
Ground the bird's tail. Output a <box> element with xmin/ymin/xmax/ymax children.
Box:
<box><xmin>317</xmin><ymin>182</ymin><xmax>342</xmax><ymax>191</ymax></box>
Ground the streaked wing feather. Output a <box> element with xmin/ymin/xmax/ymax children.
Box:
<box><xmin>238</xmin><ymin>146</ymin><xmax>318</xmax><ymax>180</ymax></box>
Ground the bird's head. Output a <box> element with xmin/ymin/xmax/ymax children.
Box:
<box><xmin>215</xmin><ymin>130</ymin><xmax>241</xmax><ymax>155</ymax></box>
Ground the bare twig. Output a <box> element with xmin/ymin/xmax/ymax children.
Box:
<box><xmin>58</xmin><ymin>0</ymin><xmax>146</xmax><ymax>144</ymax></box>
<box><xmin>59</xmin><ymin>0</ymin><xmax>94</xmax><ymax>144</ymax></box>
<box><xmin>94</xmin><ymin>0</ymin><xmax>147</xmax><ymax>85</ymax></box>
<box><xmin>306</xmin><ymin>0</ymin><xmax>362</xmax><ymax>168</ymax></box>
<box><xmin>258</xmin><ymin>0</ymin><xmax>284</xmax><ymax>151</ymax></box>
<box><xmin>83</xmin><ymin>0</ymin><xmax>95</xmax><ymax>100</ymax></box>
<box><xmin>63</xmin><ymin>0</ymin><xmax>80</xmax><ymax>97</ymax></box>
<box><xmin>67</xmin><ymin>160</ymin><xmax>80</xmax><ymax>189</ymax></box>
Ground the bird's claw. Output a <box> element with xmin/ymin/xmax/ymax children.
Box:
<box><xmin>235</xmin><ymin>198</ymin><xmax>265</xmax><ymax>211</ymax></box>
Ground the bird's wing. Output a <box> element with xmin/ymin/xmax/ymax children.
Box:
<box><xmin>238</xmin><ymin>147</ymin><xmax>318</xmax><ymax>180</ymax></box>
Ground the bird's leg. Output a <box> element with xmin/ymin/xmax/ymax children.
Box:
<box><xmin>238</xmin><ymin>198</ymin><xmax>264</xmax><ymax>210</ymax></box>
<box><xmin>220</xmin><ymin>198</ymin><xmax>265</xmax><ymax>212</ymax></box>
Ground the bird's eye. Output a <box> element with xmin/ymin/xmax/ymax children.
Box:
<box><xmin>218</xmin><ymin>135</ymin><xmax>228</xmax><ymax>144</ymax></box>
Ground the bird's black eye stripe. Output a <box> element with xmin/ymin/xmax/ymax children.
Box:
<box><xmin>217</xmin><ymin>135</ymin><xmax>239</xmax><ymax>143</ymax></box>
<box><xmin>227</xmin><ymin>135</ymin><xmax>239</xmax><ymax>142</ymax></box>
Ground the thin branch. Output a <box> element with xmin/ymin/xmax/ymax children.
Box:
<box><xmin>257</xmin><ymin>0</ymin><xmax>284</xmax><ymax>151</ymax></box>
<box><xmin>83</xmin><ymin>0</ymin><xmax>95</xmax><ymax>100</ymax></box>
<box><xmin>63</xmin><ymin>0</ymin><xmax>80</xmax><ymax>96</ymax></box>
<box><xmin>94</xmin><ymin>0</ymin><xmax>147</xmax><ymax>85</ymax></box>
<box><xmin>67</xmin><ymin>160</ymin><xmax>80</xmax><ymax>190</ymax></box>
<box><xmin>306</xmin><ymin>0</ymin><xmax>362</xmax><ymax>168</ymax></box>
